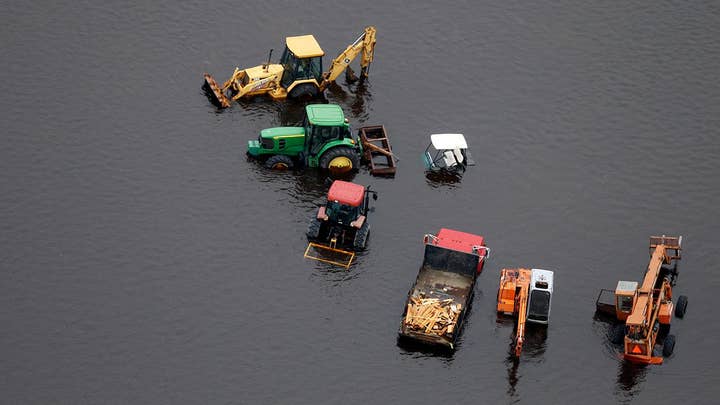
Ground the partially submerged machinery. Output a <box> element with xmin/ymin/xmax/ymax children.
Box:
<box><xmin>248</xmin><ymin>103</ymin><xmax>395</xmax><ymax>174</ymax></box>
<box><xmin>422</xmin><ymin>133</ymin><xmax>475</xmax><ymax>175</ymax></box>
<box><xmin>497</xmin><ymin>268</ymin><xmax>554</xmax><ymax>357</ymax></box>
<box><xmin>398</xmin><ymin>229</ymin><xmax>489</xmax><ymax>350</ymax></box>
<box><xmin>204</xmin><ymin>26</ymin><xmax>377</xmax><ymax>107</ymax></box>
<box><xmin>595</xmin><ymin>235</ymin><xmax>687</xmax><ymax>364</ymax></box>
<box><xmin>304</xmin><ymin>180</ymin><xmax>378</xmax><ymax>269</ymax></box>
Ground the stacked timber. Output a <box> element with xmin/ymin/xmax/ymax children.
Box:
<box><xmin>404</xmin><ymin>296</ymin><xmax>462</xmax><ymax>337</ymax></box>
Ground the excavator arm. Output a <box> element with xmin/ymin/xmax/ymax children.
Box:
<box><xmin>497</xmin><ymin>268</ymin><xmax>531</xmax><ymax>357</ymax></box>
<box><xmin>514</xmin><ymin>280</ymin><xmax>529</xmax><ymax>357</ymax></box>
<box><xmin>320</xmin><ymin>26</ymin><xmax>377</xmax><ymax>89</ymax></box>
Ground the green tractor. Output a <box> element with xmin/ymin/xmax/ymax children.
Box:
<box><xmin>247</xmin><ymin>104</ymin><xmax>363</xmax><ymax>173</ymax></box>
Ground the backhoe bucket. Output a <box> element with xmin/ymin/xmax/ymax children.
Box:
<box><xmin>203</xmin><ymin>73</ymin><xmax>231</xmax><ymax>108</ymax></box>
<box><xmin>304</xmin><ymin>242</ymin><xmax>355</xmax><ymax>269</ymax></box>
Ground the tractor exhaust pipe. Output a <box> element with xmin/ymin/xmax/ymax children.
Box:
<box><xmin>263</xmin><ymin>48</ymin><xmax>274</xmax><ymax>71</ymax></box>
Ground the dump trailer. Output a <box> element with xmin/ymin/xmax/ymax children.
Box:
<box><xmin>497</xmin><ymin>268</ymin><xmax>554</xmax><ymax>357</ymax></box>
<box><xmin>398</xmin><ymin>229</ymin><xmax>489</xmax><ymax>350</ymax></box>
<box><xmin>595</xmin><ymin>235</ymin><xmax>688</xmax><ymax>364</ymax></box>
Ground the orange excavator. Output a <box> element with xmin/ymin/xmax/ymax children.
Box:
<box><xmin>595</xmin><ymin>235</ymin><xmax>687</xmax><ymax>364</ymax></box>
<box><xmin>497</xmin><ymin>268</ymin><xmax>554</xmax><ymax>357</ymax></box>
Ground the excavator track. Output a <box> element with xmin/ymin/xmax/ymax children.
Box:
<box><xmin>203</xmin><ymin>73</ymin><xmax>231</xmax><ymax>108</ymax></box>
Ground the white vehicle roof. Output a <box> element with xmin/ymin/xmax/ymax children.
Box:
<box><xmin>430</xmin><ymin>133</ymin><xmax>467</xmax><ymax>150</ymax></box>
<box><xmin>530</xmin><ymin>268</ymin><xmax>554</xmax><ymax>293</ymax></box>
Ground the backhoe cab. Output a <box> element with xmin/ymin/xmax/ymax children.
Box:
<box><xmin>422</xmin><ymin>133</ymin><xmax>475</xmax><ymax>175</ymax></box>
<box><xmin>203</xmin><ymin>26</ymin><xmax>376</xmax><ymax>107</ymax></box>
<box><xmin>247</xmin><ymin>104</ymin><xmax>362</xmax><ymax>173</ymax></box>
<box><xmin>304</xmin><ymin>180</ymin><xmax>378</xmax><ymax>268</ymax></box>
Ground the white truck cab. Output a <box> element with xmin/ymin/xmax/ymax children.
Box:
<box><xmin>527</xmin><ymin>268</ymin><xmax>554</xmax><ymax>324</ymax></box>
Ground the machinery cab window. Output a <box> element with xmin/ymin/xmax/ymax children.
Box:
<box><xmin>280</xmin><ymin>48</ymin><xmax>323</xmax><ymax>87</ymax></box>
<box><xmin>325</xmin><ymin>201</ymin><xmax>359</xmax><ymax>225</ymax></box>
<box><xmin>617</xmin><ymin>294</ymin><xmax>634</xmax><ymax>313</ymax></box>
<box><xmin>306</xmin><ymin>124</ymin><xmax>343</xmax><ymax>155</ymax></box>
<box><xmin>528</xmin><ymin>290</ymin><xmax>551</xmax><ymax>321</ymax></box>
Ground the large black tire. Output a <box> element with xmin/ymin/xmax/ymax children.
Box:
<box><xmin>675</xmin><ymin>295</ymin><xmax>688</xmax><ymax>318</ymax></box>
<box><xmin>610</xmin><ymin>323</ymin><xmax>625</xmax><ymax>345</ymax></box>
<box><xmin>663</xmin><ymin>334</ymin><xmax>676</xmax><ymax>357</ymax></box>
<box><xmin>288</xmin><ymin>83</ymin><xmax>319</xmax><ymax>99</ymax></box>
<box><xmin>353</xmin><ymin>222</ymin><xmax>370</xmax><ymax>250</ymax></box>
<box><xmin>307</xmin><ymin>218</ymin><xmax>322</xmax><ymax>239</ymax></box>
<box><xmin>319</xmin><ymin>146</ymin><xmax>361</xmax><ymax>172</ymax></box>
<box><xmin>265</xmin><ymin>155</ymin><xmax>294</xmax><ymax>170</ymax></box>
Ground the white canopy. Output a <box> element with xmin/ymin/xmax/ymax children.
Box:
<box><xmin>430</xmin><ymin>133</ymin><xmax>467</xmax><ymax>150</ymax></box>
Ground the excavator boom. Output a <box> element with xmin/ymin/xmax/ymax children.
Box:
<box><xmin>497</xmin><ymin>268</ymin><xmax>531</xmax><ymax>357</ymax></box>
<box><xmin>321</xmin><ymin>26</ymin><xmax>377</xmax><ymax>87</ymax></box>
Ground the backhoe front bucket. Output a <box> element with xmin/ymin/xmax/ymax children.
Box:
<box><xmin>203</xmin><ymin>73</ymin><xmax>231</xmax><ymax>108</ymax></box>
<box><xmin>304</xmin><ymin>242</ymin><xmax>355</xmax><ymax>269</ymax></box>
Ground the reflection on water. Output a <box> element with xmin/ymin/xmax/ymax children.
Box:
<box><xmin>522</xmin><ymin>326</ymin><xmax>548</xmax><ymax>358</ymax></box>
<box><xmin>425</xmin><ymin>171</ymin><xmax>464</xmax><ymax>189</ymax></box>
<box><xmin>506</xmin><ymin>354</ymin><xmax>521</xmax><ymax>396</ymax></box>
<box><xmin>499</xmin><ymin>320</ymin><xmax>548</xmax><ymax>396</ymax></box>
<box><xmin>397</xmin><ymin>337</ymin><xmax>456</xmax><ymax>363</ymax></box>
<box><xmin>615</xmin><ymin>361</ymin><xmax>648</xmax><ymax>402</ymax></box>
<box><xmin>325</xmin><ymin>81</ymin><xmax>373</xmax><ymax>124</ymax></box>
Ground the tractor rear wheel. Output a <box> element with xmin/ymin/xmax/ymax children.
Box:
<box><xmin>353</xmin><ymin>222</ymin><xmax>370</xmax><ymax>250</ymax></box>
<box><xmin>288</xmin><ymin>83</ymin><xmax>319</xmax><ymax>99</ymax></box>
<box><xmin>675</xmin><ymin>295</ymin><xmax>688</xmax><ymax>318</ymax></box>
<box><xmin>319</xmin><ymin>147</ymin><xmax>360</xmax><ymax>173</ymax></box>
<box><xmin>265</xmin><ymin>155</ymin><xmax>294</xmax><ymax>170</ymax></box>
<box><xmin>307</xmin><ymin>218</ymin><xmax>322</xmax><ymax>239</ymax></box>
<box><xmin>663</xmin><ymin>334</ymin><xmax>676</xmax><ymax>357</ymax></box>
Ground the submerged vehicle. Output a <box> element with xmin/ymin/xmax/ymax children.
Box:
<box><xmin>422</xmin><ymin>133</ymin><xmax>474</xmax><ymax>175</ymax></box>
<box><xmin>204</xmin><ymin>26</ymin><xmax>376</xmax><ymax>107</ymax></box>
<box><xmin>248</xmin><ymin>104</ymin><xmax>362</xmax><ymax>172</ymax></box>
<box><xmin>247</xmin><ymin>103</ymin><xmax>394</xmax><ymax>174</ymax></box>
<box><xmin>595</xmin><ymin>235</ymin><xmax>687</xmax><ymax>364</ymax></box>
<box><xmin>304</xmin><ymin>180</ymin><xmax>378</xmax><ymax>268</ymax></box>
<box><xmin>398</xmin><ymin>229</ymin><xmax>489</xmax><ymax>350</ymax></box>
<box><xmin>497</xmin><ymin>268</ymin><xmax>554</xmax><ymax>357</ymax></box>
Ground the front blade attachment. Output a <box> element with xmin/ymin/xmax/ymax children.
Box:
<box><xmin>304</xmin><ymin>242</ymin><xmax>355</xmax><ymax>269</ymax></box>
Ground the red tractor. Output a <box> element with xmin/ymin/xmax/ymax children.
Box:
<box><xmin>305</xmin><ymin>180</ymin><xmax>377</xmax><ymax>268</ymax></box>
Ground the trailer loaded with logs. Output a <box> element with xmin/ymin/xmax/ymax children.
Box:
<box><xmin>398</xmin><ymin>229</ymin><xmax>489</xmax><ymax>350</ymax></box>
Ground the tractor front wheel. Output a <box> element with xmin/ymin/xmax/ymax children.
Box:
<box><xmin>353</xmin><ymin>222</ymin><xmax>370</xmax><ymax>250</ymax></box>
<box><xmin>288</xmin><ymin>83</ymin><xmax>319</xmax><ymax>99</ymax></box>
<box><xmin>265</xmin><ymin>155</ymin><xmax>294</xmax><ymax>170</ymax></box>
<box><xmin>319</xmin><ymin>147</ymin><xmax>360</xmax><ymax>173</ymax></box>
<box><xmin>307</xmin><ymin>218</ymin><xmax>322</xmax><ymax>239</ymax></box>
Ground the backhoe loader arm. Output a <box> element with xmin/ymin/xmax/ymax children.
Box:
<box><xmin>321</xmin><ymin>26</ymin><xmax>377</xmax><ymax>87</ymax></box>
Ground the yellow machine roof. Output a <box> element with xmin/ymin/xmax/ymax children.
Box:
<box><xmin>285</xmin><ymin>35</ymin><xmax>325</xmax><ymax>58</ymax></box>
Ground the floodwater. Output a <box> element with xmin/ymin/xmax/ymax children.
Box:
<box><xmin>2</xmin><ymin>1</ymin><xmax>719</xmax><ymax>404</ymax></box>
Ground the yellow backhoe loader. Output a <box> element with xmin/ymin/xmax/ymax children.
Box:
<box><xmin>203</xmin><ymin>26</ymin><xmax>376</xmax><ymax>108</ymax></box>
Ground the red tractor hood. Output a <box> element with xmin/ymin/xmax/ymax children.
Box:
<box><xmin>327</xmin><ymin>180</ymin><xmax>365</xmax><ymax>207</ymax></box>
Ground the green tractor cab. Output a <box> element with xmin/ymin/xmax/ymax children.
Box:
<box><xmin>247</xmin><ymin>104</ymin><xmax>363</xmax><ymax>173</ymax></box>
